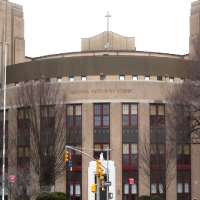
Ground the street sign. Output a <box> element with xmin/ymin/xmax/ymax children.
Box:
<box><xmin>128</xmin><ymin>178</ymin><xmax>134</xmax><ymax>185</ymax></box>
<box><xmin>8</xmin><ymin>175</ymin><xmax>16</xmax><ymax>183</ymax></box>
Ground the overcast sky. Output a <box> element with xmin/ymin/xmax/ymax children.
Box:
<box><xmin>10</xmin><ymin>0</ymin><xmax>195</xmax><ymax>57</ymax></box>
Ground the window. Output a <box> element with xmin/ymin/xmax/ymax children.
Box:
<box><xmin>151</xmin><ymin>184</ymin><xmax>157</xmax><ymax>194</ymax></box>
<box><xmin>157</xmin><ymin>76</ymin><xmax>162</xmax><ymax>81</ymax></box>
<box><xmin>69</xmin><ymin>76</ymin><xmax>74</xmax><ymax>81</ymax></box>
<box><xmin>177</xmin><ymin>170</ymin><xmax>191</xmax><ymax>199</ymax></box>
<box><xmin>177</xmin><ymin>144</ymin><xmax>190</xmax><ymax>165</ymax></box>
<box><xmin>123</xmin><ymin>144</ymin><xmax>129</xmax><ymax>154</ymax></box>
<box><xmin>57</xmin><ymin>77</ymin><xmax>62</xmax><ymax>82</ymax></box>
<box><xmin>122</xmin><ymin>144</ymin><xmax>138</xmax><ymax>166</ymax></box>
<box><xmin>151</xmin><ymin>183</ymin><xmax>164</xmax><ymax>195</ymax></box>
<box><xmin>150</xmin><ymin>144</ymin><xmax>165</xmax><ymax>155</ymax></box>
<box><xmin>150</xmin><ymin>104</ymin><xmax>165</xmax><ymax>128</ymax></box>
<box><xmin>124</xmin><ymin>184</ymin><xmax>129</xmax><ymax>194</ymax></box>
<box><xmin>94</xmin><ymin>104</ymin><xmax>110</xmax><ymax>128</ymax></box>
<box><xmin>100</xmin><ymin>74</ymin><xmax>106</xmax><ymax>80</ymax></box>
<box><xmin>123</xmin><ymin>171</ymin><xmax>138</xmax><ymax>199</ymax></box>
<box><xmin>81</xmin><ymin>76</ymin><xmax>87</xmax><ymax>81</ymax></box>
<box><xmin>150</xmin><ymin>105</ymin><xmax>157</xmax><ymax>116</ymax></box>
<box><xmin>131</xmin><ymin>184</ymin><xmax>137</xmax><ymax>194</ymax></box>
<box><xmin>66</xmin><ymin>104</ymin><xmax>82</xmax><ymax>128</ymax></box>
<box><xmin>169</xmin><ymin>77</ymin><xmax>174</xmax><ymax>82</ymax></box>
<box><xmin>122</xmin><ymin>104</ymin><xmax>138</xmax><ymax>128</ymax></box>
<box><xmin>132</xmin><ymin>75</ymin><xmax>138</xmax><ymax>80</ymax></box>
<box><xmin>145</xmin><ymin>75</ymin><xmax>150</xmax><ymax>80</ymax></box>
<box><xmin>119</xmin><ymin>75</ymin><xmax>125</xmax><ymax>80</ymax></box>
<box><xmin>94</xmin><ymin>144</ymin><xmax>110</xmax><ymax>160</ymax></box>
<box><xmin>177</xmin><ymin>183</ymin><xmax>183</xmax><ymax>193</ymax></box>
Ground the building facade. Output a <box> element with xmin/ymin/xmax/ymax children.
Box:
<box><xmin>0</xmin><ymin>0</ymin><xmax>25</xmax><ymax>85</ymax></box>
<box><xmin>1</xmin><ymin>1</ymin><xmax>200</xmax><ymax>200</ymax></box>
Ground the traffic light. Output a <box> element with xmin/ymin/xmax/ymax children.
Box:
<box><xmin>96</xmin><ymin>160</ymin><xmax>105</xmax><ymax>179</ymax></box>
<box><xmin>96</xmin><ymin>160</ymin><xmax>105</xmax><ymax>190</ymax></box>
<box><xmin>64</xmin><ymin>150</ymin><xmax>70</xmax><ymax>162</ymax></box>
<box><xmin>91</xmin><ymin>184</ymin><xmax>96</xmax><ymax>193</ymax></box>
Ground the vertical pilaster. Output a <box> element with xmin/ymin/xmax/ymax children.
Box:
<box><xmin>55</xmin><ymin>104</ymin><xmax>66</xmax><ymax>193</ymax></box>
<box><xmin>110</xmin><ymin>102</ymin><xmax>122</xmax><ymax>200</ymax></box>
<box><xmin>165</xmin><ymin>104</ymin><xmax>177</xmax><ymax>200</ymax></box>
<box><xmin>191</xmin><ymin>143</ymin><xmax>200</xmax><ymax>200</ymax></box>
<box><xmin>82</xmin><ymin>103</ymin><xmax>93</xmax><ymax>200</ymax></box>
<box><xmin>8</xmin><ymin>108</ymin><xmax>17</xmax><ymax>200</ymax></box>
<box><xmin>138</xmin><ymin>103</ymin><xmax>150</xmax><ymax>196</ymax></box>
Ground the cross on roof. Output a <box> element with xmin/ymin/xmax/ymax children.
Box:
<box><xmin>105</xmin><ymin>11</ymin><xmax>111</xmax><ymax>32</ymax></box>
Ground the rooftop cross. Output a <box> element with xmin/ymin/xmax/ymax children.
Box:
<box><xmin>105</xmin><ymin>11</ymin><xmax>111</xmax><ymax>32</ymax></box>
<box><xmin>105</xmin><ymin>11</ymin><xmax>111</xmax><ymax>49</ymax></box>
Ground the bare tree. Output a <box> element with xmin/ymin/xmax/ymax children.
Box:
<box><xmin>15</xmin><ymin>79</ymin><xmax>66</xmax><ymax>192</ymax></box>
<box><xmin>140</xmin><ymin>134</ymin><xmax>176</xmax><ymax>199</ymax></box>
<box><xmin>168</xmin><ymin>77</ymin><xmax>200</xmax><ymax>143</ymax></box>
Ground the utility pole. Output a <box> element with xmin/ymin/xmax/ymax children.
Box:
<box><xmin>1</xmin><ymin>1</ymin><xmax>8</xmax><ymax>200</ymax></box>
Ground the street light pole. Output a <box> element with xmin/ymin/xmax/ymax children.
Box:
<box><xmin>1</xmin><ymin>1</ymin><xmax>8</xmax><ymax>200</ymax></box>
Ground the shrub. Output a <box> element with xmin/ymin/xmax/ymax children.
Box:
<box><xmin>138</xmin><ymin>196</ymin><xmax>151</xmax><ymax>200</ymax></box>
<box><xmin>36</xmin><ymin>192</ymin><xmax>66</xmax><ymax>200</ymax></box>
<box><xmin>151</xmin><ymin>196</ymin><xmax>163</xmax><ymax>200</ymax></box>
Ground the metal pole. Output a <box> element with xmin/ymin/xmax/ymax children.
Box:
<box><xmin>2</xmin><ymin>1</ymin><xmax>8</xmax><ymax>199</ymax></box>
<box><xmin>106</xmin><ymin>149</ymin><xmax>109</xmax><ymax>200</ymax></box>
<box><xmin>66</xmin><ymin>161</ymin><xmax>70</xmax><ymax>200</ymax></box>
<box><xmin>96</xmin><ymin>176</ymin><xmax>100</xmax><ymax>200</ymax></box>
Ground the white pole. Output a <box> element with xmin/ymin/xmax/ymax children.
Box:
<box><xmin>2</xmin><ymin>0</ymin><xmax>8</xmax><ymax>200</ymax></box>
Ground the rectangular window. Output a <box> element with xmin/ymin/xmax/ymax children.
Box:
<box><xmin>94</xmin><ymin>143</ymin><xmax>110</xmax><ymax>160</ymax></box>
<box><xmin>131</xmin><ymin>184</ymin><xmax>137</xmax><ymax>194</ymax></box>
<box><xmin>57</xmin><ymin>77</ymin><xmax>62</xmax><ymax>82</ymax></box>
<box><xmin>122</xmin><ymin>104</ymin><xmax>138</xmax><ymax>128</ymax></box>
<box><xmin>131</xmin><ymin>144</ymin><xmax>138</xmax><ymax>154</ymax></box>
<box><xmin>150</xmin><ymin>104</ymin><xmax>165</xmax><ymax>128</ymax></box>
<box><xmin>132</xmin><ymin>75</ymin><xmax>138</xmax><ymax>80</ymax></box>
<box><xmin>157</xmin><ymin>76</ymin><xmax>162</xmax><ymax>81</ymax></box>
<box><xmin>100</xmin><ymin>74</ymin><xmax>106</xmax><ymax>80</ymax></box>
<box><xmin>184</xmin><ymin>183</ymin><xmax>189</xmax><ymax>193</ymax></box>
<box><xmin>151</xmin><ymin>184</ymin><xmax>157</xmax><ymax>194</ymax></box>
<box><xmin>70</xmin><ymin>184</ymin><xmax>73</xmax><ymax>195</ymax></box>
<box><xmin>94</xmin><ymin>104</ymin><xmax>110</xmax><ymax>128</ymax></box>
<box><xmin>169</xmin><ymin>77</ymin><xmax>174</xmax><ymax>82</ymax></box>
<box><xmin>69</xmin><ymin>76</ymin><xmax>74</xmax><ymax>81</ymax></box>
<box><xmin>177</xmin><ymin>183</ymin><xmax>183</xmax><ymax>193</ymax></box>
<box><xmin>75</xmin><ymin>184</ymin><xmax>81</xmax><ymax>196</ymax></box>
<box><xmin>122</xmin><ymin>143</ymin><xmax>138</xmax><ymax>166</ymax></box>
<box><xmin>150</xmin><ymin>105</ymin><xmax>157</xmax><ymax>115</ymax></box>
<box><xmin>159</xmin><ymin>184</ymin><xmax>164</xmax><ymax>193</ymax></box>
<box><xmin>124</xmin><ymin>184</ymin><xmax>129</xmax><ymax>194</ymax></box>
<box><xmin>183</xmin><ymin>144</ymin><xmax>190</xmax><ymax>155</ymax></box>
<box><xmin>123</xmin><ymin>144</ymin><xmax>129</xmax><ymax>154</ymax></box>
<box><xmin>81</xmin><ymin>76</ymin><xmax>87</xmax><ymax>81</ymax></box>
<box><xmin>119</xmin><ymin>75</ymin><xmax>125</xmax><ymax>80</ymax></box>
<box><xmin>66</xmin><ymin>104</ymin><xmax>82</xmax><ymax>128</ymax></box>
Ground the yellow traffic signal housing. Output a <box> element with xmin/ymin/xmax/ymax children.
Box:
<box><xmin>96</xmin><ymin>160</ymin><xmax>105</xmax><ymax>178</ymax></box>
<box><xmin>91</xmin><ymin>184</ymin><xmax>96</xmax><ymax>193</ymax></box>
<box><xmin>64</xmin><ymin>151</ymin><xmax>69</xmax><ymax>162</ymax></box>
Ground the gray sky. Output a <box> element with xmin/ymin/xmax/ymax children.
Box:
<box><xmin>10</xmin><ymin>0</ymin><xmax>195</xmax><ymax>57</ymax></box>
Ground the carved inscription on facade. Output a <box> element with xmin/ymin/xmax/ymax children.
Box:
<box><xmin>69</xmin><ymin>88</ymin><xmax>134</xmax><ymax>95</ymax></box>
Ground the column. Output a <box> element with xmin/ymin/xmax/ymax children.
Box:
<box><xmin>82</xmin><ymin>103</ymin><xmax>93</xmax><ymax>200</ymax></box>
<box><xmin>8</xmin><ymin>108</ymin><xmax>17</xmax><ymax>200</ymax></box>
<box><xmin>165</xmin><ymin>104</ymin><xmax>177</xmax><ymax>200</ymax></box>
<box><xmin>191</xmin><ymin>143</ymin><xmax>200</xmax><ymax>200</ymax></box>
<box><xmin>110</xmin><ymin>102</ymin><xmax>122</xmax><ymax>200</ymax></box>
<box><xmin>138</xmin><ymin>103</ymin><xmax>150</xmax><ymax>196</ymax></box>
